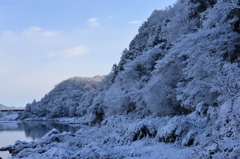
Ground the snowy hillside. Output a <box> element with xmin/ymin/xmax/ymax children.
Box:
<box><xmin>10</xmin><ymin>0</ymin><xmax>240</xmax><ymax>158</ymax></box>
<box><xmin>20</xmin><ymin>76</ymin><xmax>105</xmax><ymax>120</ymax></box>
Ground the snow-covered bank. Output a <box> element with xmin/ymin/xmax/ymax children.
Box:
<box><xmin>0</xmin><ymin>113</ymin><xmax>19</xmax><ymax>121</ymax></box>
<box><xmin>1</xmin><ymin>130</ymin><xmax>194</xmax><ymax>159</ymax></box>
<box><xmin>2</xmin><ymin>111</ymin><xmax>240</xmax><ymax>159</ymax></box>
<box><xmin>22</xmin><ymin>117</ymin><xmax>91</xmax><ymax>125</ymax></box>
<box><xmin>1</xmin><ymin>116</ymin><xmax>195</xmax><ymax>159</ymax></box>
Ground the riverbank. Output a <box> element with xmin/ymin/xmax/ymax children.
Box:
<box><xmin>1</xmin><ymin>128</ymin><xmax>194</xmax><ymax>159</ymax></box>
<box><xmin>1</xmin><ymin>115</ymin><xmax>196</xmax><ymax>159</ymax></box>
<box><xmin>1</xmin><ymin>113</ymin><xmax>240</xmax><ymax>159</ymax></box>
<box><xmin>0</xmin><ymin>120</ymin><xmax>84</xmax><ymax>159</ymax></box>
<box><xmin>22</xmin><ymin>116</ymin><xmax>92</xmax><ymax>125</ymax></box>
<box><xmin>0</xmin><ymin>113</ymin><xmax>19</xmax><ymax>121</ymax></box>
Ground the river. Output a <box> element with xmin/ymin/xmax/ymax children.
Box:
<box><xmin>0</xmin><ymin>121</ymin><xmax>82</xmax><ymax>159</ymax></box>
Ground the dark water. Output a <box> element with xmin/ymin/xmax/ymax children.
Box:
<box><xmin>0</xmin><ymin>121</ymin><xmax>82</xmax><ymax>159</ymax></box>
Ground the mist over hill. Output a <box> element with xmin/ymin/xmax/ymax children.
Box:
<box><xmin>14</xmin><ymin>0</ymin><xmax>240</xmax><ymax>158</ymax></box>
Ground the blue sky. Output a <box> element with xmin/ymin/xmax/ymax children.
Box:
<box><xmin>0</xmin><ymin>0</ymin><xmax>176</xmax><ymax>107</ymax></box>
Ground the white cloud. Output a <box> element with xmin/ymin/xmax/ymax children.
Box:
<box><xmin>22</xmin><ymin>27</ymin><xmax>58</xmax><ymax>37</ymax></box>
<box><xmin>128</xmin><ymin>21</ymin><xmax>141</xmax><ymax>24</ymax></box>
<box><xmin>42</xmin><ymin>30</ymin><xmax>58</xmax><ymax>36</ymax></box>
<box><xmin>87</xmin><ymin>18</ymin><xmax>100</xmax><ymax>28</ymax></box>
<box><xmin>22</xmin><ymin>26</ymin><xmax>42</xmax><ymax>35</ymax></box>
<box><xmin>32</xmin><ymin>50</ymin><xmax>40</xmax><ymax>55</ymax></box>
<box><xmin>108</xmin><ymin>15</ymin><xmax>114</xmax><ymax>19</ymax></box>
<box><xmin>2</xmin><ymin>30</ymin><xmax>13</xmax><ymax>37</ymax></box>
<box><xmin>46</xmin><ymin>45</ymin><xmax>89</xmax><ymax>58</ymax></box>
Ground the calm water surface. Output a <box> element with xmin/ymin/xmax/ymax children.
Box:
<box><xmin>0</xmin><ymin>121</ymin><xmax>82</xmax><ymax>159</ymax></box>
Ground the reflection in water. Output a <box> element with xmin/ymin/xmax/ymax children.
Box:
<box><xmin>0</xmin><ymin>121</ymin><xmax>82</xmax><ymax>140</ymax></box>
<box><xmin>0</xmin><ymin>122</ymin><xmax>24</xmax><ymax>131</ymax></box>
<box><xmin>23</xmin><ymin>121</ymin><xmax>82</xmax><ymax>140</ymax></box>
<box><xmin>0</xmin><ymin>121</ymin><xmax>82</xmax><ymax>159</ymax></box>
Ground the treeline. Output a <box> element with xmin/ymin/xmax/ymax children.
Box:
<box><xmin>20</xmin><ymin>0</ymin><xmax>240</xmax><ymax>124</ymax></box>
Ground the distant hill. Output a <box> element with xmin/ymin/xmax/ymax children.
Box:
<box><xmin>0</xmin><ymin>103</ymin><xmax>11</xmax><ymax>110</ymax></box>
<box><xmin>0</xmin><ymin>103</ymin><xmax>23</xmax><ymax>110</ymax></box>
<box><xmin>0</xmin><ymin>103</ymin><xmax>7</xmax><ymax>108</ymax></box>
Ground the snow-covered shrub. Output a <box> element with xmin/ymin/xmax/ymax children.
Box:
<box><xmin>191</xmin><ymin>139</ymin><xmax>240</xmax><ymax>159</ymax></box>
<box><xmin>156</xmin><ymin>116</ymin><xmax>193</xmax><ymax>143</ymax></box>
<box><xmin>122</xmin><ymin>121</ymin><xmax>157</xmax><ymax>142</ymax></box>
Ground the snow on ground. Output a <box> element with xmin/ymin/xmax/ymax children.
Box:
<box><xmin>0</xmin><ymin>122</ymin><xmax>194</xmax><ymax>159</ymax></box>
<box><xmin>0</xmin><ymin>112</ymin><xmax>238</xmax><ymax>159</ymax></box>
<box><xmin>1</xmin><ymin>111</ymin><xmax>240</xmax><ymax>158</ymax></box>
<box><xmin>23</xmin><ymin>116</ymin><xmax>90</xmax><ymax>125</ymax></box>
<box><xmin>0</xmin><ymin>113</ymin><xmax>19</xmax><ymax>121</ymax></box>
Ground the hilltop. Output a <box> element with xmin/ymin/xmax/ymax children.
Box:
<box><xmin>0</xmin><ymin>104</ymin><xmax>18</xmax><ymax>111</ymax></box>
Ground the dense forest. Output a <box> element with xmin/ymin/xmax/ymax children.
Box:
<box><xmin>15</xmin><ymin>0</ymin><xmax>240</xmax><ymax>158</ymax></box>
